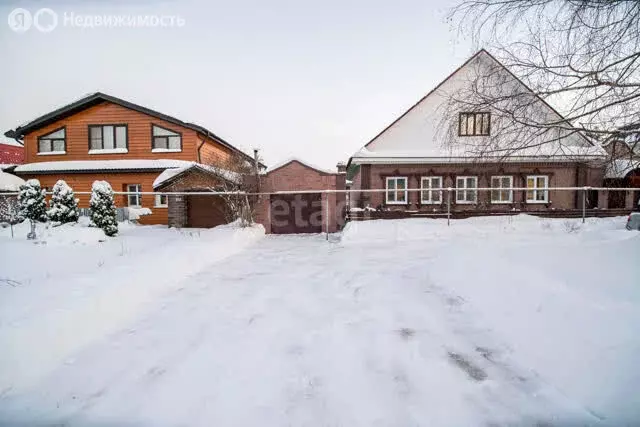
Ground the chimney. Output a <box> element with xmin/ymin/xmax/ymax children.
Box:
<box><xmin>336</xmin><ymin>161</ymin><xmax>347</xmax><ymax>174</ymax></box>
<box><xmin>253</xmin><ymin>148</ymin><xmax>261</xmax><ymax>192</ymax></box>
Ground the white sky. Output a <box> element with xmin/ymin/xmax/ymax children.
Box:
<box><xmin>0</xmin><ymin>0</ymin><xmax>474</xmax><ymax>169</ymax></box>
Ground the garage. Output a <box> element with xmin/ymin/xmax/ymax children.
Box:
<box><xmin>187</xmin><ymin>195</ymin><xmax>228</xmax><ymax>228</ymax></box>
<box><xmin>270</xmin><ymin>193</ymin><xmax>322</xmax><ymax>234</ymax></box>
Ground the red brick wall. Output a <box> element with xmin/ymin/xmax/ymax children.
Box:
<box><xmin>256</xmin><ymin>160</ymin><xmax>344</xmax><ymax>233</ymax></box>
<box><xmin>352</xmin><ymin>162</ymin><xmax>604</xmax><ymax>211</ymax></box>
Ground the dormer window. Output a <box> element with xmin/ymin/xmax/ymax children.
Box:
<box><xmin>459</xmin><ymin>112</ymin><xmax>490</xmax><ymax>136</ymax></box>
<box><xmin>152</xmin><ymin>124</ymin><xmax>182</xmax><ymax>152</ymax></box>
<box><xmin>37</xmin><ymin>127</ymin><xmax>66</xmax><ymax>154</ymax></box>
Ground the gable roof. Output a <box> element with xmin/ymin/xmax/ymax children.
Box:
<box><xmin>153</xmin><ymin>162</ymin><xmax>241</xmax><ymax>189</ymax></box>
<box><xmin>4</xmin><ymin>92</ymin><xmax>265</xmax><ymax>167</ymax></box>
<box><xmin>350</xmin><ymin>49</ymin><xmax>601</xmax><ymax>165</ymax></box>
<box><xmin>266</xmin><ymin>157</ymin><xmax>336</xmax><ymax>175</ymax></box>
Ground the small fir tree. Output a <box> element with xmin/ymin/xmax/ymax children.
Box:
<box><xmin>90</xmin><ymin>180</ymin><xmax>118</xmax><ymax>237</ymax></box>
<box><xmin>47</xmin><ymin>180</ymin><xmax>79</xmax><ymax>224</ymax></box>
<box><xmin>17</xmin><ymin>179</ymin><xmax>47</xmax><ymax>239</ymax></box>
<box><xmin>0</xmin><ymin>196</ymin><xmax>24</xmax><ymax>238</ymax></box>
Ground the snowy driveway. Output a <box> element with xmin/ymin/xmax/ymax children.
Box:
<box><xmin>1</xmin><ymin>217</ymin><xmax>639</xmax><ymax>426</ymax></box>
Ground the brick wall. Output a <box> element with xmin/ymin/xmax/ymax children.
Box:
<box><xmin>353</xmin><ymin>162</ymin><xmax>605</xmax><ymax>211</ymax></box>
<box><xmin>256</xmin><ymin>160</ymin><xmax>345</xmax><ymax>233</ymax></box>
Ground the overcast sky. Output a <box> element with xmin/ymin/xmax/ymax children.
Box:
<box><xmin>0</xmin><ymin>0</ymin><xmax>474</xmax><ymax>169</ymax></box>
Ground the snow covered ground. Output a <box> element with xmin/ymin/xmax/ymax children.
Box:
<box><xmin>0</xmin><ymin>216</ymin><xmax>639</xmax><ymax>426</ymax></box>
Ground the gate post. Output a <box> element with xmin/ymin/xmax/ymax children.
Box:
<box><xmin>582</xmin><ymin>186</ymin><xmax>587</xmax><ymax>223</ymax></box>
<box><xmin>447</xmin><ymin>187</ymin><xmax>451</xmax><ymax>226</ymax></box>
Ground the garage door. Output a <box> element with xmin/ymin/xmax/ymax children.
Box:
<box><xmin>270</xmin><ymin>193</ymin><xmax>322</xmax><ymax>234</ymax></box>
<box><xmin>187</xmin><ymin>195</ymin><xmax>229</xmax><ymax>228</ymax></box>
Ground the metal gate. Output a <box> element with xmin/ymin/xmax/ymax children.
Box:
<box><xmin>270</xmin><ymin>193</ymin><xmax>322</xmax><ymax>234</ymax></box>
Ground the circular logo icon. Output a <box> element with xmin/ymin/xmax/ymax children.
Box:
<box><xmin>8</xmin><ymin>8</ymin><xmax>32</xmax><ymax>32</ymax></box>
<box><xmin>34</xmin><ymin>8</ymin><xmax>58</xmax><ymax>33</ymax></box>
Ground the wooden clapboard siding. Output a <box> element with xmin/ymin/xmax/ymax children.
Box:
<box><xmin>24</xmin><ymin>172</ymin><xmax>168</xmax><ymax>225</ymax></box>
<box><xmin>23</xmin><ymin>101</ymin><xmax>231</xmax><ymax>163</ymax></box>
<box><xmin>17</xmin><ymin>99</ymin><xmax>243</xmax><ymax>226</ymax></box>
<box><xmin>198</xmin><ymin>138</ymin><xmax>233</xmax><ymax>166</ymax></box>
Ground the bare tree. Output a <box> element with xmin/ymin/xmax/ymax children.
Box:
<box><xmin>445</xmin><ymin>0</ymin><xmax>640</xmax><ymax>160</ymax></box>
<box><xmin>197</xmin><ymin>151</ymin><xmax>262</xmax><ymax>227</ymax></box>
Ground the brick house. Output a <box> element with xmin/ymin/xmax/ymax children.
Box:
<box><xmin>348</xmin><ymin>50</ymin><xmax>612</xmax><ymax>216</ymax></box>
<box><xmin>0</xmin><ymin>141</ymin><xmax>24</xmax><ymax>167</ymax></box>
<box><xmin>602</xmin><ymin>124</ymin><xmax>640</xmax><ymax>209</ymax></box>
<box><xmin>155</xmin><ymin>158</ymin><xmax>347</xmax><ymax>233</ymax></box>
<box><xmin>4</xmin><ymin>92</ymin><xmax>263</xmax><ymax>225</ymax></box>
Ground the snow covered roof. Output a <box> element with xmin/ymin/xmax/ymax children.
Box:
<box><xmin>0</xmin><ymin>171</ymin><xmax>25</xmax><ymax>192</ymax></box>
<box><xmin>153</xmin><ymin>162</ymin><xmax>241</xmax><ymax>188</ymax></box>
<box><xmin>349</xmin><ymin>49</ymin><xmax>605</xmax><ymax>166</ymax></box>
<box><xmin>14</xmin><ymin>159</ymin><xmax>195</xmax><ymax>174</ymax></box>
<box><xmin>266</xmin><ymin>157</ymin><xmax>336</xmax><ymax>175</ymax></box>
<box><xmin>605</xmin><ymin>159</ymin><xmax>640</xmax><ymax>179</ymax></box>
<box><xmin>350</xmin><ymin>145</ymin><xmax>606</xmax><ymax>165</ymax></box>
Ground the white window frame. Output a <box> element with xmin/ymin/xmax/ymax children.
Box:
<box><xmin>385</xmin><ymin>176</ymin><xmax>408</xmax><ymax>205</ymax></box>
<box><xmin>127</xmin><ymin>184</ymin><xmax>142</xmax><ymax>208</ymax></box>
<box><xmin>490</xmin><ymin>175</ymin><xmax>513</xmax><ymax>204</ymax></box>
<box><xmin>421</xmin><ymin>176</ymin><xmax>443</xmax><ymax>204</ymax></box>
<box><xmin>152</xmin><ymin>124</ymin><xmax>182</xmax><ymax>152</ymax></box>
<box><xmin>37</xmin><ymin>127</ymin><xmax>66</xmax><ymax>155</ymax></box>
<box><xmin>456</xmin><ymin>176</ymin><xmax>477</xmax><ymax>204</ymax></box>
<box><xmin>155</xmin><ymin>193</ymin><xmax>168</xmax><ymax>208</ymax></box>
<box><xmin>526</xmin><ymin>175</ymin><xmax>549</xmax><ymax>203</ymax></box>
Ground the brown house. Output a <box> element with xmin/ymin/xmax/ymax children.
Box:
<box><xmin>5</xmin><ymin>92</ymin><xmax>262</xmax><ymax>225</ymax></box>
<box><xmin>348</xmin><ymin>50</ymin><xmax>613</xmax><ymax>216</ymax></box>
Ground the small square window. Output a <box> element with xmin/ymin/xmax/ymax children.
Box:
<box><xmin>127</xmin><ymin>184</ymin><xmax>142</xmax><ymax>207</ymax></box>
<box><xmin>421</xmin><ymin>176</ymin><xmax>443</xmax><ymax>204</ymax></box>
<box><xmin>490</xmin><ymin>176</ymin><xmax>513</xmax><ymax>203</ymax></box>
<box><xmin>386</xmin><ymin>177</ymin><xmax>408</xmax><ymax>204</ymax></box>
<box><xmin>456</xmin><ymin>176</ymin><xmax>477</xmax><ymax>203</ymax></box>
<box><xmin>526</xmin><ymin>175</ymin><xmax>549</xmax><ymax>203</ymax></box>
<box><xmin>459</xmin><ymin>112</ymin><xmax>490</xmax><ymax>136</ymax></box>
<box><xmin>155</xmin><ymin>194</ymin><xmax>168</xmax><ymax>207</ymax></box>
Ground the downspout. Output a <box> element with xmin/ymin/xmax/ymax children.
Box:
<box><xmin>196</xmin><ymin>134</ymin><xmax>206</xmax><ymax>163</ymax></box>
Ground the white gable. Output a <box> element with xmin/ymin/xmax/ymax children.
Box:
<box><xmin>352</xmin><ymin>50</ymin><xmax>604</xmax><ymax>164</ymax></box>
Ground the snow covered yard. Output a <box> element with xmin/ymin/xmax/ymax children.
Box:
<box><xmin>0</xmin><ymin>216</ymin><xmax>639</xmax><ymax>426</ymax></box>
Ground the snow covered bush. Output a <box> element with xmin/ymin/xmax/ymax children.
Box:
<box><xmin>90</xmin><ymin>181</ymin><xmax>118</xmax><ymax>237</ymax></box>
<box><xmin>17</xmin><ymin>179</ymin><xmax>47</xmax><ymax>239</ymax></box>
<box><xmin>47</xmin><ymin>180</ymin><xmax>79</xmax><ymax>224</ymax></box>
<box><xmin>0</xmin><ymin>196</ymin><xmax>23</xmax><ymax>238</ymax></box>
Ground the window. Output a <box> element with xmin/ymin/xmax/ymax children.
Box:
<box><xmin>386</xmin><ymin>177</ymin><xmax>407</xmax><ymax>204</ymax></box>
<box><xmin>89</xmin><ymin>125</ymin><xmax>128</xmax><ymax>152</ymax></box>
<box><xmin>152</xmin><ymin>125</ymin><xmax>182</xmax><ymax>151</ymax></box>
<box><xmin>459</xmin><ymin>112</ymin><xmax>490</xmax><ymax>136</ymax></box>
<box><xmin>421</xmin><ymin>176</ymin><xmax>442</xmax><ymax>204</ymax></box>
<box><xmin>127</xmin><ymin>184</ymin><xmax>142</xmax><ymax>207</ymax></box>
<box><xmin>456</xmin><ymin>176</ymin><xmax>477</xmax><ymax>203</ymax></box>
<box><xmin>155</xmin><ymin>194</ymin><xmax>168</xmax><ymax>207</ymax></box>
<box><xmin>491</xmin><ymin>176</ymin><xmax>513</xmax><ymax>203</ymax></box>
<box><xmin>526</xmin><ymin>175</ymin><xmax>549</xmax><ymax>203</ymax></box>
<box><xmin>37</xmin><ymin>127</ymin><xmax>66</xmax><ymax>154</ymax></box>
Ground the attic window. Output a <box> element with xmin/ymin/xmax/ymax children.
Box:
<box><xmin>152</xmin><ymin>125</ymin><xmax>182</xmax><ymax>152</ymax></box>
<box><xmin>459</xmin><ymin>112</ymin><xmax>490</xmax><ymax>136</ymax></box>
<box><xmin>37</xmin><ymin>127</ymin><xmax>66</xmax><ymax>154</ymax></box>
